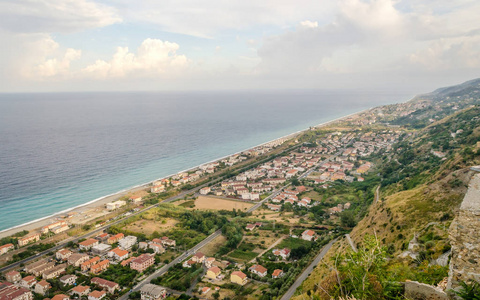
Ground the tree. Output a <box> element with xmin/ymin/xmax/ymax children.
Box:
<box><xmin>340</xmin><ymin>210</ymin><xmax>356</xmax><ymax>228</ymax></box>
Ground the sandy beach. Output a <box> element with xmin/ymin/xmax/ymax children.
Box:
<box><xmin>0</xmin><ymin>107</ymin><xmax>370</xmax><ymax>240</ymax></box>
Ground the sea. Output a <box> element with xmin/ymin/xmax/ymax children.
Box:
<box><xmin>0</xmin><ymin>90</ymin><xmax>411</xmax><ymax>232</ymax></box>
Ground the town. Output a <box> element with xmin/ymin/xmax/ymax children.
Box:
<box><xmin>0</xmin><ymin>114</ymin><xmax>404</xmax><ymax>300</ymax></box>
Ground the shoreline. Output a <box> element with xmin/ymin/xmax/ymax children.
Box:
<box><xmin>0</xmin><ymin>106</ymin><xmax>374</xmax><ymax>239</ymax></box>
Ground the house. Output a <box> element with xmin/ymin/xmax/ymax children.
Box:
<box><xmin>230</xmin><ymin>271</ymin><xmax>247</xmax><ymax>285</ymax></box>
<box><xmin>182</xmin><ymin>260</ymin><xmax>196</xmax><ymax>268</ymax></box>
<box><xmin>149</xmin><ymin>243</ymin><xmax>165</xmax><ymax>254</ymax></box>
<box><xmin>161</xmin><ymin>238</ymin><xmax>176</xmax><ymax>248</ymax></box>
<box><xmin>59</xmin><ymin>274</ymin><xmax>77</xmax><ymax>286</ymax></box>
<box><xmin>150</xmin><ymin>185</ymin><xmax>165</xmax><ymax>193</ymax></box>
<box><xmin>41</xmin><ymin>220</ymin><xmax>68</xmax><ymax>234</ymax></box>
<box><xmin>272</xmin><ymin>248</ymin><xmax>291</xmax><ymax>260</ymax></box>
<box><xmin>71</xmin><ymin>285</ymin><xmax>90</xmax><ymax>297</ymax></box>
<box><xmin>206</xmin><ymin>266</ymin><xmax>221</xmax><ymax>280</ymax></box>
<box><xmin>51</xmin><ymin>294</ymin><xmax>70</xmax><ymax>300</ymax></box>
<box><xmin>79</xmin><ymin>238</ymin><xmax>99</xmax><ymax>251</ymax></box>
<box><xmin>344</xmin><ymin>202</ymin><xmax>351</xmax><ymax>209</ymax></box>
<box><xmin>204</xmin><ymin>257</ymin><xmax>215</xmax><ymax>268</ymax></box>
<box><xmin>19</xmin><ymin>275</ymin><xmax>37</xmax><ymax>288</ymax></box>
<box><xmin>139</xmin><ymin>242</ymin><xmax>148</xmax><ymax>250</ymax></box>
<box><xmin>301</xmin><ymin>230</ymin><xmax>317</xmax><ymax>241</ymax></box>
<box><xmin>91</xmin><ymin>243</ymin><xmax>112</xmax><ymax>256</ymax></box>
<box><xmin>267</xmin><ymin>204</ymin><xmax>281</xmax><ymax>211</ymax></box>
<box><xmin>272</xmin><ymin>269</ymin><xmax>284</xmax><ymax>278</ymax></box>
<box><xmin>34</xmin><ymin>280</ymin><xmax>51</xmax><ymax>295</ymax></box>
<box><xmin>0</xmin><ymin>243</ymin><xmax>14</xmax><ymax>255</ymax></box>
<box><xmin>67</xmin><ymin>253</ymin><xmax>90</xmax><ymax>267</ymax></box>
<box><xmin>106</xmin><ymin>200</ymin><xmax>126</xmax><ymax>211</ymax></box>
<box><xmin>199</xmin><ymin>187</ymin><xmax>210</xmax><ymax>195</ymax></box>
<box><xmin>108</xmin><ymin>247</ymin><xmax>129</xmax><ymax>261</ymax></box>
<box><xmin>245</xmin><ymin>224</ymin><xmax>256</xmax><ymax>231</ymax></box>
<box><xmin>30</xmin><ymin>261</ymin><xmax>55</xmax><ymax>276</ymax></box>
<box><xmin>200</xmin><ymin>286</ymin><xmax>211</xmax><ymax>295</ymax></box>
<box><xmin>130</xmin><ymin>254</ymin><xmax>154</xmax><ymax>273</ymax></box>
<box><xmin>249</xmin><ymin>264</ymin><xmax>268</xmax><ymax>278</ymax></box>
<box><xmin>0</xmin><ymin>282</ymin><xmax>33</xmax><ymax>300</ymax></box>
<box><xmin>121</xmin><ymin>257</ymin><xmax>134</xmax><ymax>267</ymax></box>
<box><xmin>5</xmin><ymin>270</ymin><xmax>21</xmax><ymax>283</ymax></box>
<box><xmin>88</xmin><ymin>290</ymin><xmax>107</xmax><ymax>300</ymax></box>
<box><xmin>18</xmin><ymin>233</ymin><xmax>40</xmax><ymax>247</ymax></box>
<box><xmin>91</xmin><ymin>277</ymin><xmax>119</xmax><ymax>294</ymax></box>
<box><xmin>90</xmin><ymin>260</ymin><xmax>109</xmax><ymax>274</ymax></box>
<box><xmin>56</xmin><ymin>248</ymin><xmax>73</xmax><ymax>261</ymax></box>
<box><xmin>129</xmin><ymin>195</ymin><xmax>143</xmax><ymax>204</ymax></box>
<box><xmin>140</xmin><ymin>283</ymin><xmax>167</xmax><ymax>300</ymax></box>
<box><xmin>107</xmin><ymin>233</ymin><xmax>124</xmax><ymax>244</ymax></box>
<box><xmin>81</xmin><ymin>257</ymin><xmax>101</xmax><ymax>272</ymax></box>
<box><xmin>43</xmin><ymin>263</ymin><xmax>66</xmax><ymax>279</ymax></box>
<box><xmin>192</xmin><ymin>252</ymin><xmax>205</xmax><ymax>263</ymax></box>
<box><xmin>96</xmin><ymin>233</ymin><xmax>109</xmax><ymax>242</ymax></box>
<box><xmin>118</xmin><ymin>235</ymin><xmax>137</xmax><ymax>250</ymax></box>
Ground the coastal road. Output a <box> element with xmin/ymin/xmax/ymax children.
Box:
<box><xmin>280</xmin><ymin>238</ymin><xmax>337</xmax><ymax>300</ymax></box>
<box><xmin>345</xmin><ymin>234</ymin><xmax>357</xmax><ymax>252</ymax></box>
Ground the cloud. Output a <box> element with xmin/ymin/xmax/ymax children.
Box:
<box><xmin>256</xmin><ymin>0</ymin><xmax>480</xmax><ymax>82</ymax></box>
<box><xmin>81</xmin><ymin>39</ymin><xmax>189</xmax><ymax>79</ymax></box>
<box><xmin>35</xmin><ymin>48</ymin><xmax>82</xmax><ymax>77</ymax></box>
<box><xmin>0</xmin><ymin>0</ymin><xmax>121</xmax><ymax>33</ymax></box>
<box><xmin>113</xmin><ymin>0</ymin><xmax>336</xmax><ymax>38</ymax></box>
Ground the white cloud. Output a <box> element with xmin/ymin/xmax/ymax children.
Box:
<box><xmin>112</xmin><ymin>0</ymin><xmax>336</xmax><ymax>38</ymax></box>
<box><xmin>81</xmin><ymin>39</ymin><xmax>189</xmax><ymax>79</ymax></box>
<box><xmin>0</xmin><ymin>0</ymin><xmax>121</xmax><ymax>33</ymax></box>
<box><xmin>35</xmin><ymin>48</ymin><xmax>82</xmax><ymax>77</ymax></box>
<box><xmin>299</xmin><ymin>20</ymin><xmax>319</xmax><ymax>28</ymax></box>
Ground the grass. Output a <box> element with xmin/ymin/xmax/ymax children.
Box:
<box><xmin>228</xmin><ymin>249</ymin><xmax>258</xmax><ymax>261</ymax></box>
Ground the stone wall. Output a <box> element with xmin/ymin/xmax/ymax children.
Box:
<box><xmin>447</xmin><ymin>172</ymin><xmax>480</xmax><ymax>290</ymax></box>
<box><xmin>404</xmin><ymin>281</ymin><xmax>448</xmax><ymax>300</ymax></box>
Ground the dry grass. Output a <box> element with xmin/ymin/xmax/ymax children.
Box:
<box><xmin>124</xmin><ymin>218</ymin><xmax>178</xmax><ymax>236</ymax></box>
<box><xmin>198</xmin><ymin>234</ymin><xmax>227</xmax><ymax>257</ymax></box>
<box><xmin>192</xmin><ymin>196</ymin><xmax>253</xmax><ymax>211</ymax></box>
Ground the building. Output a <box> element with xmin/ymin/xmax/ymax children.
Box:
<box><xmin>140</xmin><ymin>283</ymin><xmax>167</xmax><ymax>300</ymax></box>
<box><xmin>129</xmin><ymin>195</ymin><xmax>143</xmax><ymax>204</ymax></box>
<box><xmin>34</xmin><ymin>280</ymin><xmax>51</xmax><ymax>295</ymax></box>
<box><xmin>17</xmin><ymin>234</ymin><xmax>40</xmax><ymax>247</ymax></box>
<box><xmin>41</xmin><ymin>220</ymin><xmax>68</xmax><ymax>234</ymax></box>
<box><xmin>51</xmin><ymin>294</ymin><xmax>70</xmax><ymax>300</ymax></box>
<box><xmin>204</xmin><ymin>257</ymin><xmax>215</xmax><ymax>268</ymax></box>
<box><xmin>192</xmin><ymin>252</ymin><xmax>205</xmax><ymax>263</ymax></box>
<box><xmin>81</xmin><ymin>257</ymin><xmax>101</xmax><ymax>272</ymax></box>
<box><xmin>118</xmin><ymin>235</ymin><xmax>137</xmax><ymax>250</ymax></box>
<box><xmin>149</xmin><ymin>243</ymin><xmax>165</xmax><ymax>254</ymax></box>
<box><xmin>150</xmin><ymin>185</ymin><xmax>165</xmax><ymax>193</ymax></box>
<box><xmin>56</xmin><ymin>248</ymin><xmax>73</xmax><ymax>261</ymax></box>
<box><xmin>0</xmin><ymin>282</ymin><xmax>33</xmax><ymax>300</ymax></box>
<box><xmin>43</xmin><ymin>263</ymin><xmax>66</xmax><ymax>279</ymax></box>
<box><xmin>71</xmin><ymin>285</ymin><xmax>90</xmax><ymax>297</ymax></box>
<box><xmin>199</xmin><ymin>187</ymin><xmax>210</xmax><ymax>195</ymax></box>
<box><xmin>30</xmin><ymin>261</ymin><xmax>55</xmax><ymax>277</ymax></box>
<box><xmin>230</xmin><ymin>271</ymin><xmax>247</xmax><ymax>285</ymax></box>
<box><xmin>108</xmin><ymin>247</ymin><xmax>129</xmax><ymax>261</ymax></box>
<box><xmin>67</xmin><ymin>253</ymin><xmax>89</xmax><ymax>267</ymax></box>
<box><xmin>88</xmin><ymin>290</ymin><xmax>107</xmax><ymax>300</ymax></box>
<box><xmin>206</xmin><ymin>266</ymin><xmax>221</xmax><ymax>280</ymax></box>
<box><xmin>272</xmin><ymin>269</ymin><xmax>284</xmax><ymax>278</ymax></box>
<box><xmin>161</xmin><ymin>239</ymin><xmax>176</xmax><ymax>248</ymax></box>
<box><xmin>130</xmin><ymin>254</ymin><xmax>154</xmax><ymax>273</ymax></box>
<box><xmin>19</xmin><ymin>276</ymin><xmax>37</xmax><ymax>289</ymax></box>
<box><xmin>106</xmin><ymin>200</ymin><xmax>126</xmax><ymax>211</ymax></box>
<box><xmin>107</xmin><ymin>233</ymin><xmax>124</xmax><ymax>244</ymax></box>
<box><xmin>272</xmin><ymin>248</ymin><xmax>291</xmax><ymax>260</ymax></box>
<box><xmin>79</xmin><ymin>238</ymin><xmax>99</xmax><ymax>251</ymax></box>
<box><xmin>91</xmin><ymin>243</ymin><xmax>112</xmax><ymax>256</ymax></box>
<box><xmin>0</xmin><ymin>243</ymin><xmax>14</xmax><ymax>255</ymax></box>
<box><xmin>90</xmin><ymin>277</ymin><xmax>119</xmax><ymax>294</ymax></box>
<box><xmin>59</xmin><ymin>274</ymin><xmax>77</xmax><ymax>286</ymax></box>
<box><xmin>249</xmin><ymin>264</ymin><xmax>268</xmax><ymax>278</ymax></box>
<box><xmin>5</xmin><ymin>271</ymin><xmax>21</xmax><ymax>283</ymax></box>
<box><xmin>90</xmin><ymin>260</ymin><xmax>109</xmax><ymax>275</ymax></box>
<box><xmin>301</xmin><ymin>230</ymin><xmax>317</xmax><ymax>241</ymax></box>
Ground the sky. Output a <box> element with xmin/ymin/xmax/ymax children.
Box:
<box><xmin>0</xmin><ymin>0</ymin><xmax>479</xmax><ymax>93</ymax></box>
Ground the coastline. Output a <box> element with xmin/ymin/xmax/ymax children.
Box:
<box><xmin>0</xmin><ymin>106</ymin><xmax>373</xmax><ymax>239</ymax></box>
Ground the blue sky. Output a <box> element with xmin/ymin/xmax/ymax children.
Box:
<box><xmin>0</xmin><ymin>0</ymin><xmax>479</xmax><ymax>93</ymax></box>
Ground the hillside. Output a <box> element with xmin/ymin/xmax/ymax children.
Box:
<box><xmin>293</xmin><ymin>80</ymin><xmax>480</xmax><ymax>300</ymax></box>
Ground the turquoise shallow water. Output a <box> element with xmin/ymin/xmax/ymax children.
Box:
<box><xmin>0</xmin><ymin>90</ymin><xmax>411</xmax><ymax>232</ymax></box>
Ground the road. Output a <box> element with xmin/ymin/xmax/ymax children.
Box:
<box><xmin>373</xmin><ymin>185</ymin><xmax>381</xmax><ymax>204</ymax></box>
<box><xmin>280</xmin><ymin>238</ymin><xmax>337</xmax><ymax>300</ymax></box>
